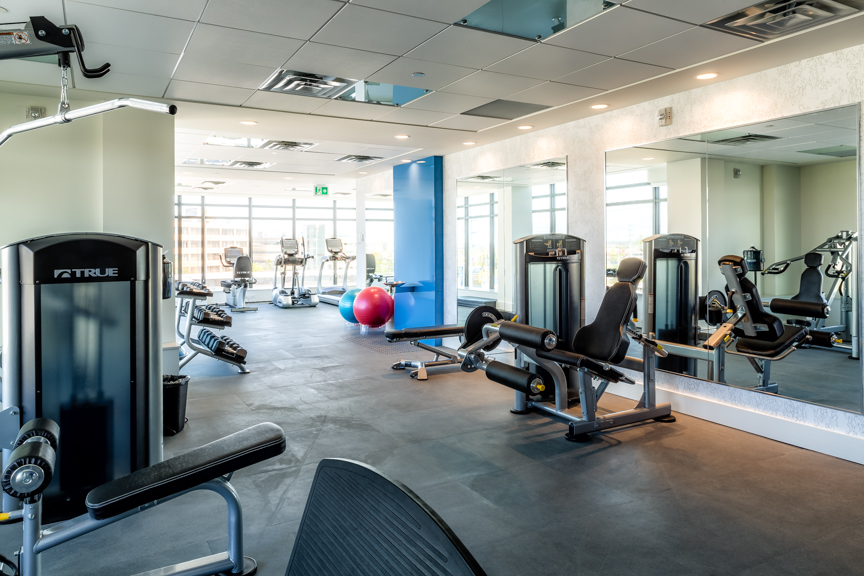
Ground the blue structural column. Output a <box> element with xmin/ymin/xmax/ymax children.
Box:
<box><xmin>392</xmin><ymin>156</ymin><xmax>443</xmax><ymax>330</ymax></box>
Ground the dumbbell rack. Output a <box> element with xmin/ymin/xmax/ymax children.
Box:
<box><xmin>175</xmin><ymin>282</ymin><xmax>250</xmax><ymax>374</ymax></box>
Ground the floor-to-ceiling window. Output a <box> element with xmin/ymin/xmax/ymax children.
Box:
<box><xmin>456</xmin><ymin>192</ymin><xmax>498</xmax><ymax>291</ymax></box>
<box><xmin>174</xmin><ymin>195</ymin><xmax>379</xmax><ymax>289</ymax></box>
<box><xmin>366</xmin><ymin>199</ymin><xmax>395</xmax><ymax>277</ymax></box>
<box><xmin>531</xmin><ymin>182</ymin><xmax>567</xmax><ymax>234</ymax></box>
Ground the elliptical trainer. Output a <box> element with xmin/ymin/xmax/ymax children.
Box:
<box><xmin>273</xmin><ymin>238</ymin><xmax>319</xmax><ymax>308</ymax></box>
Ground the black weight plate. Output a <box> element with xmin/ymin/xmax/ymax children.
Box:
<box><xmin>706</xmin><ymin>290</ymin><xmax>726</xmax><ymax>309</ymax></box>
<box><xmin>464</xmin><ymin>306</ymin><xmax>505</xmax><ymax>352</ymax></box>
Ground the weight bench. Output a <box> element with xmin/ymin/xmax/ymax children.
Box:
<box><xmin>3</xmin><ymin>422</ymin><xmax>286</xmax><ymax>576</ymax></box>
<box><xmin>387</xmin><ymin>306</ymin><xmax>506</xmax><ymax>380</ymax></box>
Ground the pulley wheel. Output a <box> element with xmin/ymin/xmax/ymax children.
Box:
<box><xmin>463</xmin><ymin>306</ymin><xmax>506</xmax><ymax>352</ymax></box>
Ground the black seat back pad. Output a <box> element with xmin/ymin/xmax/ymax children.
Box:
<box><xmin>792</xmin><ymin>252</ymin><xmax>828</xmax><ymax>305</ymax></box>
<box><xmin>85</xmin><ymin>423</ymin><xmax>285</xmax><ymax>521</ymax></box>
<box><xmin>286</xmin><ymin>458</ymin><xmax>487</xmax><ymax>576</ymax></box>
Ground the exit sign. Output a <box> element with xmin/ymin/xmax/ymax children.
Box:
<box><xmin>314</xmin><ymin>186</ymin><xmax>328</xmax><ymax>195</ymax></box>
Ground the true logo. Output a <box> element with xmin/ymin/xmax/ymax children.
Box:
<box><xmin>53</xmin><ymin>268</ymin><xmax>119</xmax><ymax>279</ymax></box>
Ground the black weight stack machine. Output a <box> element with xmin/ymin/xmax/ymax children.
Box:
<box><xmin>1</xmin><ymin>233</ymin><xmax>165</xmax><ymax>522</ymax></box>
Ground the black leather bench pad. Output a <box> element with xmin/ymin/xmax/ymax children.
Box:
<box><xmin>535</xmin><ymin>349</ymin><xmax>629</xmax><ymax>383</ymax></box>
<box><xmin>386</xmin><ymin>324</ymin><xmax>463</xmax><ymax>342</ymax></box>
<box><xmin>85</xmin><ymin>423</ymin><xmax>286</xmax><ymax>521</ymax></box>
<box><xmin>735</xmin><ymin>326</ymin><xmax>809</xmax><ymax>358</ymax></box>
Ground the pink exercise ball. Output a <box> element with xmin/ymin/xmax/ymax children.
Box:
<box><xmin>353</xmin><ymin>286</ymin><xmax>394</xmax><ymax>328</ymax></box>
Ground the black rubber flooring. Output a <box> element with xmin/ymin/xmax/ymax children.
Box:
<box><xmin>3</xmin><ymin>303</ymin><xmax>864</xmax><ymax>575</ymax></box>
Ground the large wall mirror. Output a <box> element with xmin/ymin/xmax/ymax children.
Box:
<box><xmin>455</xmin><ymin>158</ymin><xmax>567</xmax><ymax>322</ymax></box>
<box><xmin>606</xmin><ymin>105</ymin><xmax>861</xmax><ymax>412</ymax></box>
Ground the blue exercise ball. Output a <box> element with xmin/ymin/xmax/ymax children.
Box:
<box><xmin>339</xmin><ymin>289</ymin><xmax>362</xmax><ymax>323</ymax></box>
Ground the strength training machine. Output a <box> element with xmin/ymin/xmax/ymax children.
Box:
<box><xmin>272</xmin><ymin>238</ymin><xmax>318</xmax><ymax>308</ymax></box>
<box><xmin>316</xmin><ymin>238</ymin><xmax>356</xmax><ymax>306</ymax></box>
<box><xmin>220</xmin><ymin>247</ymin><xmax>257</xmax><ymax>312</ymax></box>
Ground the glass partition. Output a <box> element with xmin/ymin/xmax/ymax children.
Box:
<box><xmin>461</xmin><ymin>0</ymin><xmax>615</xmax><ymax>40</ymax></box>
<box><xmin>605</xmin><ymin>105</ymin><xmax>861</xmax><ymax>413</ymax></box>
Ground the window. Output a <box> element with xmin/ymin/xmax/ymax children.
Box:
<box><xmin>366</xmin><ymin>199</ymin><xmax>394</xmax><ymax>278</ymax></box>
<box><xmin>457</xmin><ymin>193</ymin><xmax>497</xmax><ymax>291</ymax></box>
<box><xmin>531</xmin><ymin>182</ymin><xmax>566</xmax><ymax>234</ymax></box>
<box><xmin>174</xmin><ymin>195</ymin><xmax>367</xmax><ymax>289</ymax></box>
<box><xmin>605</xmin><ymin>171</ymin><xmax>668</xmax><ymax>283</ymax></box>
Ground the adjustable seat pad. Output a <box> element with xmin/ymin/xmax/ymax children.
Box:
<box><xmin>735</xmin><ymin>325</ymin><xmax>809</xmax><ymax>358</ymax></box>
<box><xmin>386</xmin><ymin>324</ymin><xmax>464</xmax><ymax>342</ymax></box>
<box><xmin>86</xmin><ymin>423</ymin><xmax>285</xmax><ymax>521</ymax></box>
<box><xmin>535</xmin><ymin>348</ymin><xmax>630</xmax><ymax>383</ymax></box>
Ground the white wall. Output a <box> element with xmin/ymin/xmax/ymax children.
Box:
<box><xmin>0</xmin><ymin>91</ymin><xmax>176</xmax><ymax>343</ymax></box>
<box><xmin>762</xmin><ymin>164</ymin><xmax>803</xmax><ymax>297</ymax></box>
<box><xmin>440</xmin><ymin>42</ymin><xmax>864</xmax><ymax>459</ymax></box>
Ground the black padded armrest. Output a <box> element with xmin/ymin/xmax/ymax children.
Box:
<box><xmin>85</xmin><ymin>423</ymin><xmax>285</xmax><ymax>521</ymax></box>
<box><xmin>386</xmin><ymin>324</ymin><xmax>463</xmax><ymax>342</ymax></box>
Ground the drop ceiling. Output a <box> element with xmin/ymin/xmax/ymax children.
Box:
<box><xmin>0</xmin><ymin>0</ymin><xmax>862</xmax><ymax>193</ymax></box>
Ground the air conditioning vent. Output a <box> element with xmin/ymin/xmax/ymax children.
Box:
<box><xmin>259</xmin><ymin>70</ymin><xmax>358</xmax><ymax>99</ymax></box>
<box><xmin>466</xmin><ymin>175</ymin><xmax>499</xmax><ymax>181</ymax></box>
<box><xmin>201</xmin><ymin>181</ymin><xmax>227</xmax><ymax>187</ymax></box>
<box><xmin>229</xmin><ymin>161</ymin><xmax>274</xmax><ymax>169</ymax></box>
<box><xmin>711</xmin><ymin>134</ymin><xmax>782</xmax><ymax>146</ymax></box>
<box><xmin>258</xmin><ymin>140</ymin><xmax>316</xmax><ymax>152</ymax></box>
<box><xmin>336</xmin><ymin>155</ymin><xmax>383</xmax><ymax>163</ymax></box>
<box><xmin>798</xmin><ymin>144</ymin><xmax>857</xmax><ymax>157</ymax></box>
<box><xmin>706</xmin><ymin>0</ymin><xmax>864</xmax><ymax>41</ymax></box>
<box><xmin>372</xmin><ymin>193</ymin><xmax>392</xmax><ymax>197</ymax></box>
<box><xmin>531</xmin><ymin>161</ymin><xmax>566</xmax><ymax>170</ymax></box>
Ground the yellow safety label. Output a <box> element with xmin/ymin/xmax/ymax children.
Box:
<box><xmin>0</xmin><ymin>30</ymin><xmax>31</xmax><ymax>45</ymax></box>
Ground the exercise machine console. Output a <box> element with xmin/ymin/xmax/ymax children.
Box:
<box><xmin>273</xmin><ymin>238</ymin><xmax>319</xmax><ymax>308</ymax></box>
<box><xmin>220</xmin><ymin>247</ymin><xmax>257</xmax><ymax>312</ymax></box>
<box><xmin>316</xmin><ymin>238</ymin><xmax>356</xmax><ymax>306</ymax></box>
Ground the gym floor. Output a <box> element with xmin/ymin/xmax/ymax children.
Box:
<box><xmin>4</xmin><ymin>303</ymin><xmax>864</xmax><ymax>575</ymax></box>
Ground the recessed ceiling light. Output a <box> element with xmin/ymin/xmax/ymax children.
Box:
<box><xmin>412</xmin><ymin>72</ymin><xmax>425</xmax><ymax>77</ymax></box>
<box><xmin>463</xmin><ymin>141</ymin><xmax>476</xmax><ymax>145</ymax></box>
<box><xmin>643</xmin><ymin>157</ymin><xmax>654</xmax><ymax>160</ymax></box>
<box><xmin>696</xmin><ymin>73</ymin><xmax>718</xmax><ymax>80</ymax></box>
<box><xmin>395</xmin><ymin>134</ymin><xmax>410</xmax><ymax>139</ymax></box>
<box><xmin>417</xmin><ymin>160</ymin><xmax>426</xmax><ymax>163</ymax></box>
<box><xmin>518</xmin><ymin>125</ymin><xmax>533</xmax><ymax>130</ymax></box>
<box><xmin>239</xmin><ymin>120</ymin><xmax>258</xmax><ymax>125</ymax></box>
<box><xmin>591</xmin><ymin>104</ymin><xmax>608</xmax><ymax>109</ymax></box>
<box><xmin>401</xmin><ymin>159</ymin><xmax>412</xmax><ymax>163</ymax></box>
<box><xmin>359</xmin><ymin>171</ymin><xmax>368</xmax><ymax>174</ymax></box>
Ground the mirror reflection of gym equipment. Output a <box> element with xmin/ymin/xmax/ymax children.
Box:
<box><xmin>606</xmin><ymin>105</ymin><xmax>861</xmax><ymax>412</ymax></box>
<box><xmin>316</xmin><ymin>237</ymin><xmax>357</xmax><ymax>306</ymax></box>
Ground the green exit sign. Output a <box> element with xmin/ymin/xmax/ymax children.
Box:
<box><xmin>314</xmin><ymin>186</ymin><xmax>328</xmax><ymax>195</ymax></box>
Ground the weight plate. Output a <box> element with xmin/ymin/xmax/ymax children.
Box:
<box><xmin>463</xmin><ymin>306</ymin><xmax>505</xmax><ymax>352</ymax></box>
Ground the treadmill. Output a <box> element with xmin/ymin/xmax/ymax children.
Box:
<box><xmin>316</xmin><ymin>237</ymin><xmax>356</xmax><ymax>306</ymax></box>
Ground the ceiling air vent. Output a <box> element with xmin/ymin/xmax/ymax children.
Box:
<box><xmin>202</xmin><ymin>181</ymin><xmax>227</xmax><ymax>187</ymax></box>
<box><xmin>531</xmin><ymin>161</ymin><xmax>566</xmax><ymax>170</ymax></box>
<box><xmin>706</xmin><ymin>0</ymin><xmax>864</xmax><ymax>41</ymax></box>
<box><xmin>258</xmin><ymin>140</ymin><xmax>316</xmax><ymax>152</ymax></box>
<box><xmin>259</xmin><ymin>70</ymin><xmax>358</xmax><ymax>99</ymax></box>
<box><xmin>798</xmin><ymin>145</ymin><xmax>857</xmax><ymax>157</ymax></box>
<box><xmin>336</xmin><ymin>155</ymin><xmax>383</xmax><ymax>163</ymax></box>
<box><xmin>711</xmin><ymin>134</ymin><xmax>782</xmax><ymax>146</ymax></box>
<box><xmin>372</xmin><ymin>193</ymin><xmax>392</xmax><ymax>197</ymax></box>
<box><xmin>466</xmin><ymin>175</ymin><xmax>499</xmax><ymax>181</ymax></box>
<box><xmin>229</xmin><ymin>161</ymin><xmax>274</xmax><ymax>169</ymax></box>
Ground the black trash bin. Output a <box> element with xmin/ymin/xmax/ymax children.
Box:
<box><xmin>163</xmin><ymin>375</ymin><xmax>190</xmax><ymax>436</ymax></box>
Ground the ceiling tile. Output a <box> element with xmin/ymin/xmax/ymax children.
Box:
<box><xmin>374</xmin><ymin>108</ymin><xmax>455</xmax><ymax>125</ymax></box>
<box><xmin>66</xmin><ymin>0</ymin><xmax>207</xmax><ymax>20</ymax></box>
<box><xmin>431</xmin><ymin>115</ymin><xmax>507</xmax><ymax>131</ymax></box>
<box><xmin>165</xmin><ymin>80</ymin><xmax>255</xmax><ymax>106</ymax></box>
<box><xmin>201</xmin><ymin>0</ymin><xmax>344</xmax><ymax>40</ymax></box>
<box><xmin>312</xmin><ymin>5</ymin><xmax>448</xmax><ymax>56</ymax></box>
<box><xmin>242</xmin><ymin>91</ymin><xmax>329</xmax><ymax>114</ymax></box>
<box><xmin>0</xmin><ymin>60</ymin><xmax>58</xmax><ymax>87</ymax></box>
<box><xmin>486</xmin><ymin>44</ymin><xmax>608</xmax><ymax>81</ymax></box>
<box><xmin>351</xmin><ymin>0</ymin><xmax>489</xmax><ymax>23</ymax></box>
<box><xmin>73</xmin><ymin>71</ymin><xmax>170</xmax><ymax>97</ymax></box>
<box><xmin>440</xmin><ymin>71</ymin><xmax>545</xmax><ymax>99</ymax></box>
<box><xmin>314</xmin><ymin>100</ymin><xmax>392</xmax><ymax>121</ymax></box>
<box><xmin>173</xmin><ymin>57</ymin><xmax>277</xmax><ymax>90</ymax></box>
<box><xmin>283</xmin><ymin>42</ymin><xmax>396</xmax><ymax>79</ymax></box>
<box><xmin>556</xmin><ymin>58</ymin><xmax>671</xmax><ymax>90</ymax></box>
<box><xmin>546</xmin><ymin>6</ymin><xmax>692</xmax><ymax>57</ymax></box>
<box><xmin>622</xmin><ymin>0</ymin><xmax>760</xmax><ymax>25</ymax></box>
<box><xmin>406</xmin><ymin>26</ymin><xmax>534</xmax><ymax>69</ymax></box>
<box><xmin>65</xmin><ymin>2</ymin><xmax>195</xmax><ymax>53</ymax></box>
<box><xmin>368</xmin><ymin>57</ymin><xmax>475</xmax><ymax>91</ymax></box>
<box><xmin>2</xmin><ymin>0</ymin><xmax>66</xmax><ymax>25</ymax></box>
<box><xmin>184</xmin><ymin>24</ymin><xmax>304</xmax><ymax>68</ymax></box>
<box><xmin>403</xmin><ymin>91</ymin><xmax>495</xmax><ymax>114</ymax></box>
<box><xmin>619</xmin><ymin>27</ymin><xmax>758</xmax><ymax>69</ymax></box>
<box><xmin>508</xmin><ymin>82</ymin><xmax>604</xmax><ymax>107</ymax></box>
<box><xmin>71</xmin><ymin>42</ymin><xmax>179</xmax><ymax>79</ymax></box>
